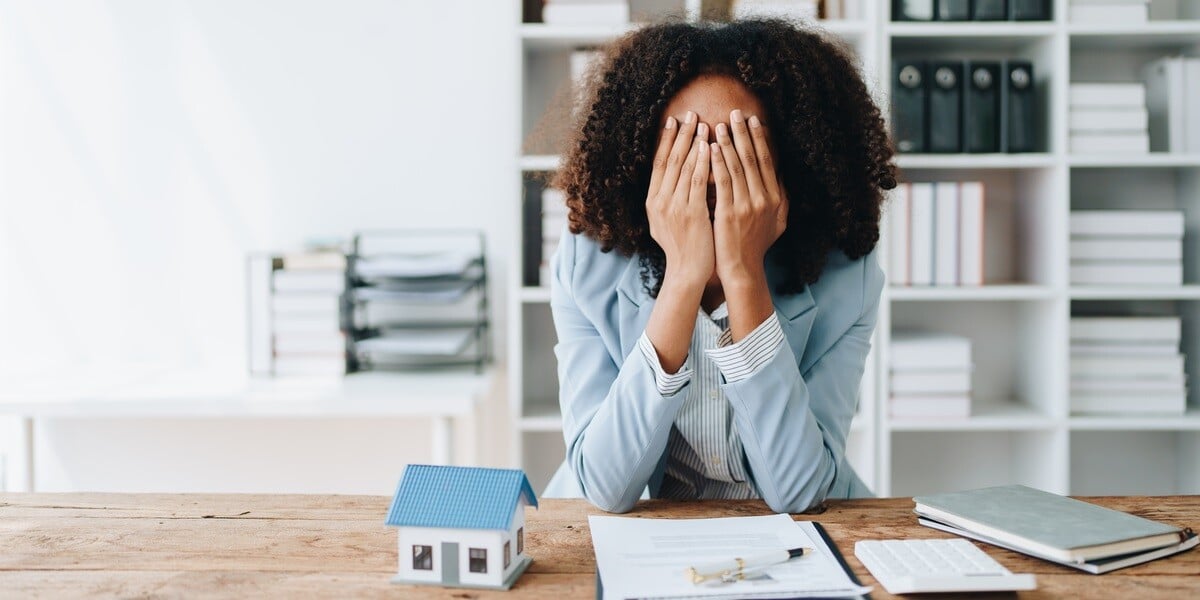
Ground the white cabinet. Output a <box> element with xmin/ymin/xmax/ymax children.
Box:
<box><xmin>512</xmin><ymin>0</ymin><xmax>1200</xmax><ymax>498</ymax></box>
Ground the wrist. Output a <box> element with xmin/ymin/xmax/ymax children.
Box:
<box><xmin>717</xmin><ymin>262</ymin><xmax>767</xmax><ymax>289</ymax></box>
<box><xmin>664</xmin><ymin>263</ymin><xmax>712</xmax><ymax>291</ymax></box>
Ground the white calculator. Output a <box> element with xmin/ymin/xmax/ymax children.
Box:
<box><xmin>855</xmin><ymin>538</ymin><xmax>1037</xmax><ymax>594</ymax></box>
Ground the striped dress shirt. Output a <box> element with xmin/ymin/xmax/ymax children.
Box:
<box><xmin>636</xmin><ymin>305</ymin><xmax>787</xmax><ymax>500</ymax></box>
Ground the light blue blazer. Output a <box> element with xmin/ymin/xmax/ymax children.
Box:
<box><xmin>542</xmin><ymin>229</ymin><xmax>883</xmax><ymax>514</ymax></box>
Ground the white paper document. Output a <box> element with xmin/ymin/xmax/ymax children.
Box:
<box><xmin>589</xmin><ymin>514</ymin><xmax>870</xmax><ymax>600</ymax></box>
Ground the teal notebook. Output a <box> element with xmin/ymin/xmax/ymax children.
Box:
<box><xmin>914</xmin><ymin>485</ymin><xmax>1191</xmax><ymax>563</ymax></box>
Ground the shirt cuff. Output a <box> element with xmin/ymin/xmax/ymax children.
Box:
<box><xmin>638</xmin><ymin>332</ymin><xmax>693</xmax><ymax>396</ymax></box>
<box><xmin>706</xmin><ymin>313</ymin><xmax>786</xmax><ymax>384</ymax></box>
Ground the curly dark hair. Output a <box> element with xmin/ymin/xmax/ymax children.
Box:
<box><xmin>551</xmin><ymin>18</ymin><xmax>898</xmax><ymax>297</ymax></box>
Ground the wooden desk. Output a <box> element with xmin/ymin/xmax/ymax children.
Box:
<box><xmin>1</xmin><ymin>494</ymin><xmax>1196</xmax><ymax>598</ymax></box>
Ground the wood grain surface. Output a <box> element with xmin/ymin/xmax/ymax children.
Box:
<box><xmin>2</xmin><ymin>493</ymin><xmax>1197</xmax><ymax>598</ymax></box>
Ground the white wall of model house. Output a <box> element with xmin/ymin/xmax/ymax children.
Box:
<box><xmin>0</xmin><ymin>1</ymin><xmax>519</xmax><ymax>493</ymax></box>
<box><xmin>395</xmin><ymin>506</ymin><xmax>529</xmax><ymax>588</ymax></box>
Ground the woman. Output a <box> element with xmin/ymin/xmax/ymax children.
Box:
<box><xmin>541</xmin><ymin>19</ymin><xmax>897</xmax><ymax>514</ymax></box>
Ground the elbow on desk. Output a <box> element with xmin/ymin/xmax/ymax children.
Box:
<box><xmin>589</xmin><ymin>491</ymin><xmax>637</xmax><ymax>514</ymax></box>
<box><xmin>759</xmin><ymin>462</ymin><xmax>838</xmax><ymax>515</ymax></box>
<box><xmin>576</xmin><ymin>471</ymin><xmax>638</xmax><ymax>513</ymax></box>
<box><xmin>568</xmin><ymin>454</ymin><xmax>639</xmax><ymax>514</ymax></box>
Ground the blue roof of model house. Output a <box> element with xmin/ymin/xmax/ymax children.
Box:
<box><xmin>385</xmin><ymin>465</ymin><xmax>538</xmax><ymax>530</ymax></box>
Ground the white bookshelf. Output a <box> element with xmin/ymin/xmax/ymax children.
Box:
<box><xmin>513</xmin><ymin>0</ymin><xmax>1200</xmax><ymax>498</ymax></box>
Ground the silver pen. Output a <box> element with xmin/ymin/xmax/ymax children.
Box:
<box><xmin>686</xmin><ymin>547</ymin><xmax>814</xmax><ymax>584</ymax></box>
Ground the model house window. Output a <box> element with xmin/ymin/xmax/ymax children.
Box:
<box><xmin>412</xmin><ymin>545</ymin><xmax>432</xmax><ymax>570</ymax></box>
<box><xmin>469</xmin><ymin>548</ymin><xmax>487</xmax><ymax>573</ymax></box>
<box><xmin>504</xmin><ymin>541</ymin><xmax>511</xmax><ymax>569</ymax></box>
<box><xmin>517</xmin><ymin>527</ymin><xmax>524</xmax><ymax>554</ymax></box>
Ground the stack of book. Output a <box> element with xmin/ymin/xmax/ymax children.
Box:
<box><xmin>916</xmin><ymin>485</ymin><xmax>1198</xmax><ymax>574</ymax></box>
<box><xmin>1069</xmin><ymin>83</ymin><xmax>1149</xmax><ymax>153</ymax></box>
<box><xmin>542</xmin><ymin>0</ymin><xmax>629</xmax><ymax>24</ymax></box>
<box><xmin>890</xmin><ymin>332</ymin><xmax>973</xmax><ymax>419</ymax></box>
<box><xmin>888</xmin><ymin>181</ymin><xmax>985</xmax><ymax>287</ymax></box>
<box><xmin>731</xmin><ymin>0</ymin><xmax>818</xmax><ymax>19</ymax></box>
<box><xmin>541</xmin><ymin>188</ymin><xmax>569</xmax><ymax>286</ymax></box>
<box><xmin>1069</xmin><ymin>210</ymin><xmax>1184</xmax><ymax>285</ymax></box>
<box><xmin>1070</xmin><ymin>316</ymin><xmax>1187</xmax><ymax>415</ymax></box>
<box><xmin>1142</xmin><ymin>56</ymin><xmax>1200</xmax><ymax>152</ymax></box>
<box><xmin>248</xmin><ymin>250</ymin><xmax>348</xmax><ymax>376</ymax></box>
<box><xmin>1069</xmin><ymin>0</ymin><xmax>1148</xmax><ymax>23</ymax></box>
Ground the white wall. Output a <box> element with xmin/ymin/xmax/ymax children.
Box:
<box><xmin>0</xmin><ymin>1</ymin><xmax>519</xmax><ymax>493</ymax></box>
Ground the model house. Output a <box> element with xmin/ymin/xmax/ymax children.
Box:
<box><xmin>385</xmin><ymin>464</ymin><xmax>538</xmax><ymax>590</ymax></box>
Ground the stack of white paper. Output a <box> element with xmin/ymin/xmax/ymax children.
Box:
<box><xmin>1068</xmin><ymin>83</ymin><xmax>1149</xmax><ymax>153</ymax></box>
<box><xmin>1069</xmin><ymin>0</ymin><xmax>1148</xmax><ymax>24</ymax></box>
<box><xmin>887</xmin><ymin>181</ymin><xmax>984</xmax><ymax>287</ymax></box>
<box><xmin>1070</xmin><ymin>317</ymin><xmax>1187</xmax><ymax>414</ymax></box>
<box><xmin>890</xmin><ymin>332</ymin><xmax>973</xmax><ymax>418</ymax></box>
<box><xmin>263</xmin><ymin>252</ymin><xmax>348</xmax><ymax>376</ymax></box>
<box><xmin>731</xmin><ymin>0</ymin><xmax>819</xmax><ymax>19</ymax></box>
<box><xmin>541</xmin><ymin>188</ymin><xmax>570</xmax><ymax>286</ymax></box>
<box><xmin>543</xmin><ymin>0</ymin><xmax>629</xmax><ymax>25</ymax></box>
<box><xmin>1069</xmin><ymin>211</ymin><xmax>1184</xmax><ymax>286</ymax></box>
<box><xmin>1142</xmin><ymin>56</ymin><xmax>1200</xmax><ymax>153</ymax></box>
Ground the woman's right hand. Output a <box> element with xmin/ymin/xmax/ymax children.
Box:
<box><xmin>646</xmin><ymin>111</ymin><xmax>715</xmax><ymax>290</ymax></box>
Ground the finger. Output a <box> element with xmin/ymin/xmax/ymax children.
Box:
<box><xmin>716</xmin><ymin>122</ymin><xmax>750</xmax><ymax>204</ymax></box>
<box><xmin>647</xmin><ymin>116</ymin><xmax>678</xmax><ymax>196</ymax></box>
<box><xmin>729</xmin><ymin>109</ymin><xmax>766</xmax><ymax>204</ymax></box>
<box><xmin>710</xmin><ymin>142</ymin><xmax>732</xmax><ymax>215</ymax></box>
<box><xmin>689</xmin><ymin>139</ymin><xmax>710</xmax><ymax>208</ymax></box>
<box><xmin>659</xmin><ymin>111</ymin><xmax>699</xmax><ymax>197</ymax></box>
<box><xmin>747</xmin><ymin>114</ymin><xmax>782</xmax><ymax>199</ymax></box>
<box><xmin>672</xmin><ymin>132</ymin><xmax>702</xmax><ymax>200</ymax></box>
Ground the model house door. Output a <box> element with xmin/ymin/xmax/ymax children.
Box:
<box><xmin>441</xmin><ymin>542</ymin><xmax>459</xmax><ymax>585</ymax></box>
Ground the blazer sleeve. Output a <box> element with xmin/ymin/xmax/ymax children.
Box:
<box><xmin>549</xmin><ymin>232</ymin><xmax>689</xmax><ymax>513</ymax></box>
<box><xmin>723</xmin><ymin>253</ymin><xmax>884</xmax><ymax>514</ymax></box>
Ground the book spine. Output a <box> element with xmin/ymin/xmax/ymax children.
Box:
<box><xmin>891</xmin><ymin>371</ymin><xmax>973</xmax><ymax>394</ymax></box>
<box><xmin>1068</xmin><ymin>132</ymin><xmax>1150</xmax><ymax>153</ymax></box>
<box><xmin>1069</xmin><ymin>3</ymin><xmax>1148</xmax><ymax>24</ymax></box>
<box><xmin>1070</xmin><ymin>355</ymin><xmax>1185</xmax><ymax>378</ymax></box>
<box><xmin>933</xmin><ymin>182</ymin><xmax>959</xmax><ymax>286</ymax></box>
<box><xmin>1069</xmin><ymin>108</ymin><xmax>1149</xmax><ymax>132</ymax></box>
<box><xmin>958</xmin><ymin>181</ymin><xmax>985</xmax><ymax>286</ymax></box>
<box><xmin>542</xmin><ymin>3</ymin><xmax>629</xmax><ymax>25</ymax></box>
<box><xmin>1070</xmin><ymin>238</ymin><xmax>1182</xmax><ymax>261</ymax></box>
<box><xmin>1069</xmin><ymin>263</ymin><xmax>1182</xmax><ymax>285</ymax></box>
<box><xmin>909</xmin><ymin>183</ymin><xmax>935</xmax><ymax>286</ymax></box>
<box><xmin>1069</xmin><ymin>83</ymin><xmax>1146</xmax><ymax>108</ymax></box>
<box><xmin>1186</xmin><ymin>57</ymin><xmax>1200</xmax><ymax>152</ymax></box>
<box><xmin>1069</xmin><ymin>211</ymin><xmax>1184</xmax><ymax>237</ymax></box>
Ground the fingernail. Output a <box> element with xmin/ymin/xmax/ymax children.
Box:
<box><xmin>665</xmin><ymin>116</ymin><xmax>676</xmax><ymax>129</ymax></box>
<box><xmin>731</xmin><ymin>109</ymin><xmax>744</xmax><ymax>123</ymax></box>
<box><xmin>716</xmin><ymin>123</ymin><xmax>728</xmax><ymax>137</ymax></box>
<box><xmin>711</xmin><ymin>142</ymin><xmax>721</xmax><ymax>155</ymax></box>
<box><xmin>685</xmin><ymin>111</ymin><xmax>696</xmax><ymax>124</ymax></box>
<box><xmin>749</xmin><ymin>115</ymin><xmax>761</xmax><ymax>128</ymax></box>
<box><xmin>697</xmin><ymin>123</ymin><xmax>708</xmax><ymax>139</ymax></box>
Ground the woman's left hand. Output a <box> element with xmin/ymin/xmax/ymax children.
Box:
<box><xmin>710</xmin><ymin>109</ymin><xmax>788</xmax><ymax>286</ymax></box>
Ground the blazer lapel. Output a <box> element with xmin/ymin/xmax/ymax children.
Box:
<box><xmin>615</xmin><ymin>256</ymin><xmax>653</xmax><ymax>360</ymax></box>
<box><xmin>767</xmin><ymin>260</ymin><xmax>819</xmax><ymax>370</ymax></box>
